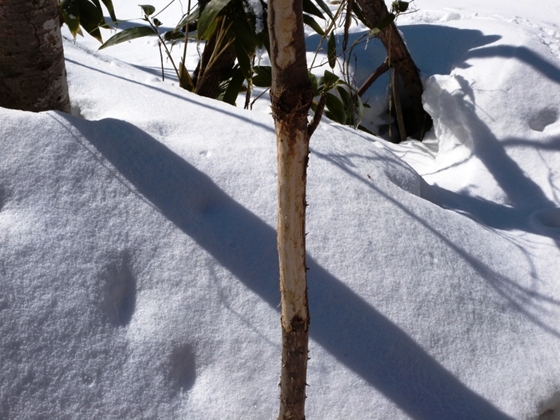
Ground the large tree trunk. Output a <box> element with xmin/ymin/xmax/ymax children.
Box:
<box><xmin>356</xmin><ymin>0</ymin><xmax>431</xmax><ymax>139</ymax></box>
<box><xmin>0</xmin><ymin>0</ymin><xmax>70</xmax><ymax>113</ymax></box>
<box><xmin>268</xmin><ymin>0</ymin><xmax>313</xmax><ymax>417</ymax></box>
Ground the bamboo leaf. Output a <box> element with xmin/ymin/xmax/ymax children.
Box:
<box><xmin>314</xmin><ymin>0</ymin><xmax>334</xmax><ymax>20</ymax></box>
<box><xmin>76</xmin><ymin>0</ymin><xmax>105</xmax><ymax>42</ymax></box>
<box><xmin>303</xmin><ymin>14</ymin><xmax>324</xmax><ymax>36</ymax></box>
<box><xmin>235</xmin><ymin>39</ymin><xmax>252</xmax><ymax>80</ymax></box>
<box><xmin>61</xmin><ymin>0</ymin><xmax>81</xmax><ymax>39</ymax></box>
<box><xmin>327</xmin><ymin>32</ymin><xmax>336</xmax><ymax>69</ymax></box>
<box><xmin>222</xmin><ymin>67</ymin><xmax>246</xmax><ymax>105</ymax></box>
<box><xmin>99</xmin><ymin>26</ymin><xmax>157</xmax><ymax>50</ymax></box>
<box><xmin>100</xmin><ymin>0</ymin><xmax>117</xmax><ymax>22</ymax></box>
<box><xmin>232</xmin><ymin>11</ymin><xmax>256</xmax><ymax>78</ymax></box>
<box><xmin>252</xmin><ymin>66</ymin><xmax>271</xmax><ymax>87</ymax></box>
<box><xmin>198</xmin><ymin>0</ymin><xmax>233</xmax><ymax>39</ymax></box>
<box><xmin>302</xmin><ymin>0</ymin><xmax>324</xmax><ymax>19</ymax></box>
<box><xmin>175</xmin><ymin>8</ymin><xmax>199</xmax><ymax>30</ymax></box>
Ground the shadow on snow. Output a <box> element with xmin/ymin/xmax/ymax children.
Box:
<box><xmin>54</xmin><ymin>112</ymin><xmax>512</xmax><ymax>420</ymax></box>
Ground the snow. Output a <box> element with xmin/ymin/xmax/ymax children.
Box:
<box><xmin>2</xmin><ymin>0</ymin><xmax>560</xmax><ymax>419</ymax></box>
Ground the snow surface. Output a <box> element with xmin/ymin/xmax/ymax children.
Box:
<box><xmin>2</xmin><ymin>0</ymin><xmax>560</xmax><ymax>419</ymax></box>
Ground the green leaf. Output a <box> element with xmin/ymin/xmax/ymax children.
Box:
<box><xmin>370</xmin><ymin>13</ymin><xmax>395</xmax><ymax>35</ymax></box>
<box><xmin>164</xmin><ymin>30</ymin><xmax>186</xmax><ymax>41</ymax></box>
<box><xmin>198</xmin><ymin>0</ymin><xmax>233</xmax><ymax>39</ymax></box>
<box><xmin>302</xmin><ymin>0</ymin><xmax>324</xmax><ymax>19</ymax></box>
<box><xmin>76</xmin><ymin>0</ymin><xmax>105</xmax><ymax>42</ymax></box>
<box><xmin>139</xmin><ymin>4</ymin><xmax>156</xmax><ymax>16</ymax></box>
<box><xmin>90</xmin><ymin>0</ymin><xmax>111</xmax><ymax>29</ymax></box>
<box><xmin>325</xmin><ymin>92</ymin><xmax>347</xmax><ymax>124</ymax></box>
<box><xmin>175</xmin><ymin>8</ymin><xmax>199</xmax><ymax>30</ymax></box>
<box><xmin>327</xmin><ymin>32</ymin><xmax>336</xmax><ymax>69</ymax></box>
<box><xmin>303</xmin><ymin>14</ymin><xmax>324</xmax><ymax>36</ymax></box>
<box><xmin>232</xmin><ymin>11</ymin><xmax>257</xmax><ymax>79</ymax></box>
<box><xmin>61</xmin><ymin>0</ymin><xmax>81</xmax><ymax>39</ymax></box>
<box><xmin>355</xmin><ymin>93</ymin><xmax>365</xmax><ymax>125</ymax></box>
<box><xmin>336</xmin><ymin>85</ymin><xmax>355</xmax><ymax>124</ymax></box>
<box><xmin>252</xmin><ymin>66</ymin><xmax>271</xmax><ymax>87</ymax></box>
<box><xmin>234</xmin><ymin>39</ymin><xmax>252</xmax><ymax>80</ymax></box>
<box><xmin>323</xmin><ymin>70</ymin><xmax>339</xmax><ymax>88</ymax></box>
<box><xmin>99</xmin><ymin>26</ymin><xmax>157</xmax><ymax>49</ymax></box>
<box><xmin>392</xmin><ymin>1</ymin><xmax>409</xmax><ymax>13</ymax></box>
<box><xmin>222</xmin><ymin>67</ymin><xmax>246</xmax><ymax>105</ymax></box>
<box><xmin>153</xmin><ymin>18</ymin><xmax>162</xmax><ymax>27</ymax></box>
<box><xmin>101</xmin><ymin>0</ymin><xmax>117</xmax><ymax>23</ymax></box>
<box><xmin>313</xmin><ymin>0</ymin><xmax>334</xmax><ymax>20</ymax></box>
<box><xmin>308</xmin><ymin>72</ymin><xmax>319</xmax><ymax>95</ymax></box>
<box><xmin>336</xmin><ymin>85</ymin><xmax>352</xmax><ymax>109</ymax></box>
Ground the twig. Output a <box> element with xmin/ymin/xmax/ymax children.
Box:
<box><xmin>158</xmin><ymin>41</ymin><xmax>165</xmax><ymax>80</ymax></box>
<box><xmin>308</xmin><ymin>93</ymin><xmax>328</xmax><ymax>137</ymax></box>
<box><xmin>357</xmin><ymin>58</ymin><xmax>389</xmax><ymax>96</ymax></box>
<box><xmin>250</xmin><ymin>88</ymin><xmax>269</xmax><ymax>110</ymax></box>
<box><xmin>343</xmin><ymin>0</ymin><xmax>354</xmax><ymax>52</ymax></box>
<box><xmin>391</xmin><ymin>67</ymin><xmax>407</xmax><ymax>142</ymax></box>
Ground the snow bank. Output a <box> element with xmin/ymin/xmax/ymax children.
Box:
<box><xmin>2</xmin><ymin>4</ymin><xmax>560</xmax><ymax>420</ymax></box>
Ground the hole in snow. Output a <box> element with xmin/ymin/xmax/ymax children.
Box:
<box><xmin>530</xmin><ymin>208</ymin><xmax>560</xmax><ymax>231</ymax></box>
<box><xmin>0</xmin><ymin>187</ymin><xmax>5</xmax><ymax>211</ymax></box>
<box><xmin>70</xmin><ymin>103</ymin><xmax>85</xmax><ymax>119</ymax></box>
<box><xmin>538</xmin><ymin>391</ymin><xmax>560</xmax><ymax>420</ymax></box>
<box><xmin>529</xmin><ymin>108</ymin><xmax>558</xmax><ymax>132</ymax></box>
<box><xmin>80</xmin><ymin>371</ymin><xmax>96</xmax><ymax>387</ymax></box>
<box><xmin>100</xmin><ymin>252</ymin><xmax>137</xmax><ymax>327</ymax></box>
<box><xmin>166</xmin><ymin>343</ymin><xmax>196</xmax><ymax>394</ymax></box>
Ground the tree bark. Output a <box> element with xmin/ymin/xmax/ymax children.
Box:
<box><xmin>268</xmin><ymin>0</ymin><xmax>313</xmax><ymax>417</ymax></box>
<box><xmin>0</xmin><ymin>0</ymin><xmax>70</xmax><ymax>113</ymax></box>
<box><xmin>355</xmin><ymin>0</ymin><xmax>431</xmax><ymax>139</ymax></box>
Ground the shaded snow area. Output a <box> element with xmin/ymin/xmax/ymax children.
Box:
<box><xmin>2</xmin><ymin>1</ymin><xmax>560</xmax><ymax>419</ymax></box>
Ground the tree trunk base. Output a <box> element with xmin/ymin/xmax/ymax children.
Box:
<box><xmin>278</xmin><ymin>316</ymin><xmax>309</xmax><ymax>420</ymax></box>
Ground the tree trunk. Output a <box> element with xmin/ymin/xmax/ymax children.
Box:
<box><xmin>355</xmin><ymin>0</ymin><xmax>431</xmax><ymax>139</ymax></box>
<box><xmin>268</xmin><ymin>0</ymin><xmax>313</xmax><ymax>417</ymax></box>
<box><xmin>0</xmin><ymin>0</ymin><xmax>70</xmax><ymax>113</ymax></box>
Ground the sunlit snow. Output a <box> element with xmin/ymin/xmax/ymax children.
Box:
<box><xmin>2</xmin><ymin>1</ymin><xmax>560</xmax><ymax>419</ymax></box>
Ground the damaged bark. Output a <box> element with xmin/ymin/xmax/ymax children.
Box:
<box><xmin>268</xmin><ymin>0</ymin><xmax>314</xmax><ymax>416</ymax></box>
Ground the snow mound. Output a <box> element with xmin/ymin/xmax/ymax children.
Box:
<box><xmin>2</xmin><ymin>8</ymin><xmax>560</xmax><ymax>420</ymax></box>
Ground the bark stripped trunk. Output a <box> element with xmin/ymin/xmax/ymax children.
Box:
<box><xmin>0</xmin><ymin>0</ymin><xmax>70</xmax><ymax>113</ymax></box>
<box><xmin>355</xmin><ymin>0</ymin><xmax>431</xmax><ymax>139</ymax></box>
<box><xmin>268</xmin><ymin>0</ymin><xmax>313</xmax><ymax>417</ymax></box>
